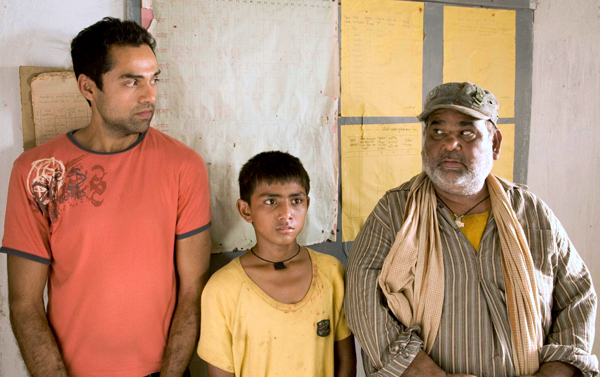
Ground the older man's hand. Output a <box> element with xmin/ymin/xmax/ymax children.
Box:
<box><xmin>516</xmin><ymin>361</ymin><xmax>579</xmax><ymax>377</ymax></box>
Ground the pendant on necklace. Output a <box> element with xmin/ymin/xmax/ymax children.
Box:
<box><xmin>273</xmin><ymin>262</ymin><xmax>286</xmax><ymax>270</ymax></box>
<box><xmin>454</xmin><ymin>215</ymin><xmax>465</xmax><ymax>228</ymax></box>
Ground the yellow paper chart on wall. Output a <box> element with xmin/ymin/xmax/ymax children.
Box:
<box><xmin>341</xmin><ymin>0</ymin><xmax>423</xmax><ymax>117</ymax></box>
<box><xmin>443</xmin><ymin>6</ymin><xmax>516</xmax><ymax>118</ymax></box>
<box><xmin>341</xmin><ymin>123</ymin><xmax>422</xmax><ymax>242</ymax></box>
<box><xmin>491</xmin><ymin>123</ymin><xmax>514</xmax><ymax>181</ymax></box>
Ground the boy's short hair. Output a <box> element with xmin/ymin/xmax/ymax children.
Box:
<box><xmin>71</xmin><ymin>17</ymin><xmax>156</xmax><ymax>91</ymax></box>
<box><xmin>239</xmin><ymin>151</ymin><xmax>310</xmax><ymax>204</ymax></box>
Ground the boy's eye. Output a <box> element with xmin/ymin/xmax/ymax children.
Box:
<box><xmin>264</xmin><ymin>199</ymin><xmax>275</xmax><ymax>205</ymax></box>
<box><xmin>292</xmin><ymin>198</ymin><xmax>303</xmax><ymax>205</ymax></box>
<box><xmin>151</xmin><ymin>77</ymin><xmax>160</xmax><ymax>84</ymax></box>
<box><xmin>124</xmin><ymin>80</ymin><xmax>137</xmax><ymax>87</ymax></box>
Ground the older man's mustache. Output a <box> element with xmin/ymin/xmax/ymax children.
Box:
<box><xmin>437</xmin><ymin>152</ymin><xmax>466</xmax><ymax>165</ymax></box>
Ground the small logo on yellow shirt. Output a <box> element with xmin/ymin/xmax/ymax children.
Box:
<box><xmin>317</xmin><ymin>320</ymin><xmax>330</xmax><ymax>337</ymax></box>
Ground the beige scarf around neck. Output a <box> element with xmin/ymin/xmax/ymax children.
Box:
<box><xmin>378</xmin><ymin>172</ymin><xmax>543</xmax><ymax>375</ymax></box>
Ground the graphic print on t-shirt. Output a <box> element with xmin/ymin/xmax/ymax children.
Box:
<box><xmin>27</xmin><ymin>155</ymin><xmax>107</xmax><ymax>221</ymax></box>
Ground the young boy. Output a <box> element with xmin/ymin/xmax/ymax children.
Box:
<box><xmin>198</xmin><ymin>151</ymin><xmax>356</xmax><ymax>377</ymax></box>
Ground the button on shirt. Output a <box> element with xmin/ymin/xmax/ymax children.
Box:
<box><xmin>345</xmin><ymin>176</ymin><xmax>598</xmax><ymax>377</ymax></box>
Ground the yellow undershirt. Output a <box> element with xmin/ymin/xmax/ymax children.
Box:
<box><xmin>454</xmin><ymin>211</ymin><xmax>490</xmax><ymax>251</ymax></box>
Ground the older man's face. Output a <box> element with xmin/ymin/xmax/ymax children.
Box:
<box><xmin>422</xmin><ymin>109</ymin><xmax>502</xmax><ymax>196</ymax></box>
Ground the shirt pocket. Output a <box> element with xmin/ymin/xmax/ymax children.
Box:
<box><xmin>524</xmin><ymin>228</ymin><xmax>555</xmax><ymax>332</ymax></box>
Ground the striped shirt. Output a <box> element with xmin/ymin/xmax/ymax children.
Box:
<box><xmin>345</xmin><ymin>176</ymin><xmax>598</xmax><ymax>377</ymax></box>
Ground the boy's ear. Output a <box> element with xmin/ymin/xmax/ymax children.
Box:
<box><xmin>306</xmin><ymin>196</ymin><xmax>310</xmax><ymax>210</ymax></box>
<box><xmin>236</xmin><ymin>199</ymin><xmax>253</xmax><ymax>223</ymax></box>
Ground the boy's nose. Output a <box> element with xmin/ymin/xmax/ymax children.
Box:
<box><xmin>278</xmin><ymin>202</ymin><xmax>293</xmax><ymax>220</ymax></box>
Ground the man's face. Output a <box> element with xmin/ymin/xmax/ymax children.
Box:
<box><xmin>92</xmin><ymin>44</ymin><xmax>160</xmax><ymax>136</ymax></box>
<box><xmin>422</xmin><ymin>109</ymin><xmax>502</xmax><ymax>196</ymax></box>
<box><xmin>237</xmin><ymin>181</ymin><xmax>310</xmax><ymax>249</ymax></box>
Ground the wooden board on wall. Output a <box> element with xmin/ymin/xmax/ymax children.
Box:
<box><xmin>18</xmin><ymin>66</ymin><xmax>70</xmax><ymax>151</ymax></box>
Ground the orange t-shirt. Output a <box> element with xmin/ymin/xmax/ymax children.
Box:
<box><xmin>2</xmin><ymin>128</ymin><xmax>211</xmax><ymax>377</ymax></box>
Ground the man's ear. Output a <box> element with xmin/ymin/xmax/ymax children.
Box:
<box><xmin>77</xmin><ymin>74</ymin><xmax>97</xmax><ymax>103</ymax></box>
<box><xmin>236</xmin><ymin>199</ymin><xmax>253</xmax><ymax>223</ymax></box>
<box><xmin>492</xmin><ymin>127</ymin><xmax>503</xmax><ymax>160</ymax></box>
<box><xmin>306</xmin><ymin>196</ymin><xmax>310</xmax><ymax>210</ymax></box>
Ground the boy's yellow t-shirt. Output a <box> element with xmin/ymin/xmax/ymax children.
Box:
<box><xmin>198</xmin><ymin>248</ymin><xmax>352</xmax><ymax>377</ymax></box>
<box><xmin>455</xmin><ymin>211</ymin><xmax>490</xmax><ymax>251</ymax></box>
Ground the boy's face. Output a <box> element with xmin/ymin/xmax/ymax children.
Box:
<box><xmin>237</xmin><ymin>180</ymin><xmax>310</xmax><ymax>248</ymax></box>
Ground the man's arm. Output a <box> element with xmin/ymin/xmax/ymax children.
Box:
<box><xmin>345</xmin><ymin>194</ymin><xmax>424</xmax><ymax>377</ymax></box>
<box><xmin>334</xmin><ymin>335</ymin><xmax>357</xmax><ymax>377</ymax></box>
<box><xmin>535</xmin><ymin>211</ymin><xmax>598</xmax><ymax>377</ymax></box>
<box><xmin>7</xmin><ymin>255</ymin><xmax>68</xmax><ymax>377</ymax></box>
<box><xmin>516</xmin><ymin>360</ymin><xmax>580</xmax><ymax>377</ymax></box>
<box><xmin>402</xmin><ymin>350</ymin><xmax>475</xmax><ymax>377</ymax></box>
<box><xmin>160</xmin><ymin>229</ymin><xmax>211</xmax><ymax>376</ymax></box>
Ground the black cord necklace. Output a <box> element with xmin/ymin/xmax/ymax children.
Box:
<box><xmin>438</xmin><ymin>195</ymin><xmax>490</xmax><ymax>228</ymax></box>
<box><xmin>250</xmin><ymin>244</ymin><xmax>302</xmax><ymax>270</ymax></box>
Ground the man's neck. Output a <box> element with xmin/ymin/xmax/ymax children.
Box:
<box><xmin>434</xmin><ymin>182</ymin><xmax>491</xmax><ymax>216</ymax></box>
<box><xmin>72</xmin><ymin>123</ymin><xmax>141</xmax><ymax>153</ymax></box>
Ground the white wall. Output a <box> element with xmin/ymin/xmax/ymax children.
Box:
<box><xmin>1</xmin><ymin>0</ymin><xmax>599</xmax><ymax>375</ymax></box>
<box><xmin>0</xmin><ymin>1</ymin><xmax>125</xmax><ymax>375</ymax></box>
<box><xmin>528</xmin><ymin>0</ymin><xmax>600</xmax><ymax>357</ymax></box>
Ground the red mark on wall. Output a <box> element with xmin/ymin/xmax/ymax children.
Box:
<box><xmin>141</xmin><ymin>8</ymin><xmax>154</xmax><ymax>30</ymax></box>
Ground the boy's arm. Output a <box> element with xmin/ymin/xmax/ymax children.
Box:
<box><xmin>335</xmin><ymin>335</ymin><xmax>357</xmax><ymax>377</ymax></box>
<box><xmin>207</xmin><ymin>363</ymin><xmax>235</xmax><ymax>377</ymax></box>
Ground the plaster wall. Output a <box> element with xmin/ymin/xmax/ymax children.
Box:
<box><xmin>0</xmin><ymin>1</ymin><xmax>125</xmax><ymax>375</ymax></box>
<box><xmin>1</xmin><ymin>0</ymin><xmax>599</xmax><ymax>375</ymax></box>
<box><xmin>528</xmin><ymin>0</ymin><xmax>600</xmax><ymax>357</ymax></box>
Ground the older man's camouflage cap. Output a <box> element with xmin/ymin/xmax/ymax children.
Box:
<box><xmin>418</xmin><ymin>82</ymin><xmax>499</xmax><ymax>127</ymax></box>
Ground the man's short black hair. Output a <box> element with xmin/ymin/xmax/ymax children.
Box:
<box><xmin>71</xmin><ymin>17</ymin><xmax>156</xmax><ymax>91</ymax></box>
<box><xmin>239</xmin><ymin>151</ymin><xmax>310</xmax><ymax>204</ymax></box>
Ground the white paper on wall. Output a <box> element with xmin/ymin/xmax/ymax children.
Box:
<box><xmin>148</xmin><ymin>0</ymin><xmax>340</xmax><ymax>252</ymax></box>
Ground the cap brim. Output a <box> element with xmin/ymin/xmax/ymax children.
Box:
<box><xmin>418</xmin><ymin>104</ymin><xmax>491</xmax><ymax>123</ymax></box>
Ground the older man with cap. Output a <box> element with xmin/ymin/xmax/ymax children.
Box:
<box><xmin>345</xmin><ymin>82</ymin><xmax>598</xmax><ymax>377</ymax></box>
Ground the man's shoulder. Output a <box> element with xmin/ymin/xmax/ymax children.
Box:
<box><xmin>372</xmin><ymin>176</ymin><xmax>415</xmax><ymax>211</ymax></box>
<box><xmin>494</xmin><ymin>175</ymin><xmax>559</xmax><ymax>231</ymax></box>
<box><xmin>145</xmin><ymin>127</ymin><xmax>203</xmax><ymax>161</ymax></box>
<box><xmin>11</xmin><ymin>134</ymin><xmax>76</xmax><ymax>175</ymax></box>
<box><xmin>14</xmin><ymin>134</ymin><xmax>72</xmax><ymax>162</ymax></box>
<box><xmin>387</xmin><ymin>178</ymin><xmax>414</xmax><ymax>194</ymax></box>
<box><xmin>495</xmin><ymin>175</ymin><xmax>544</xmax><ymax>206</ymax></box>
<box><xmin>495</xmin><ymin>175</ymin><xmax>528</xmax><ymax>192</ymax></box>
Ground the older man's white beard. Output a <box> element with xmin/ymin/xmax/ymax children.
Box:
<box><xmin>423</xmin><ymin>149</ymin><xmax>493</xmax><ymax>197</ymax></box>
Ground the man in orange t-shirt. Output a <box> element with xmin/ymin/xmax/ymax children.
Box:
<box><xmin>2</xmin><ymin>18</ymin><xmax>212</xmax><ymax>377</ymax></box>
